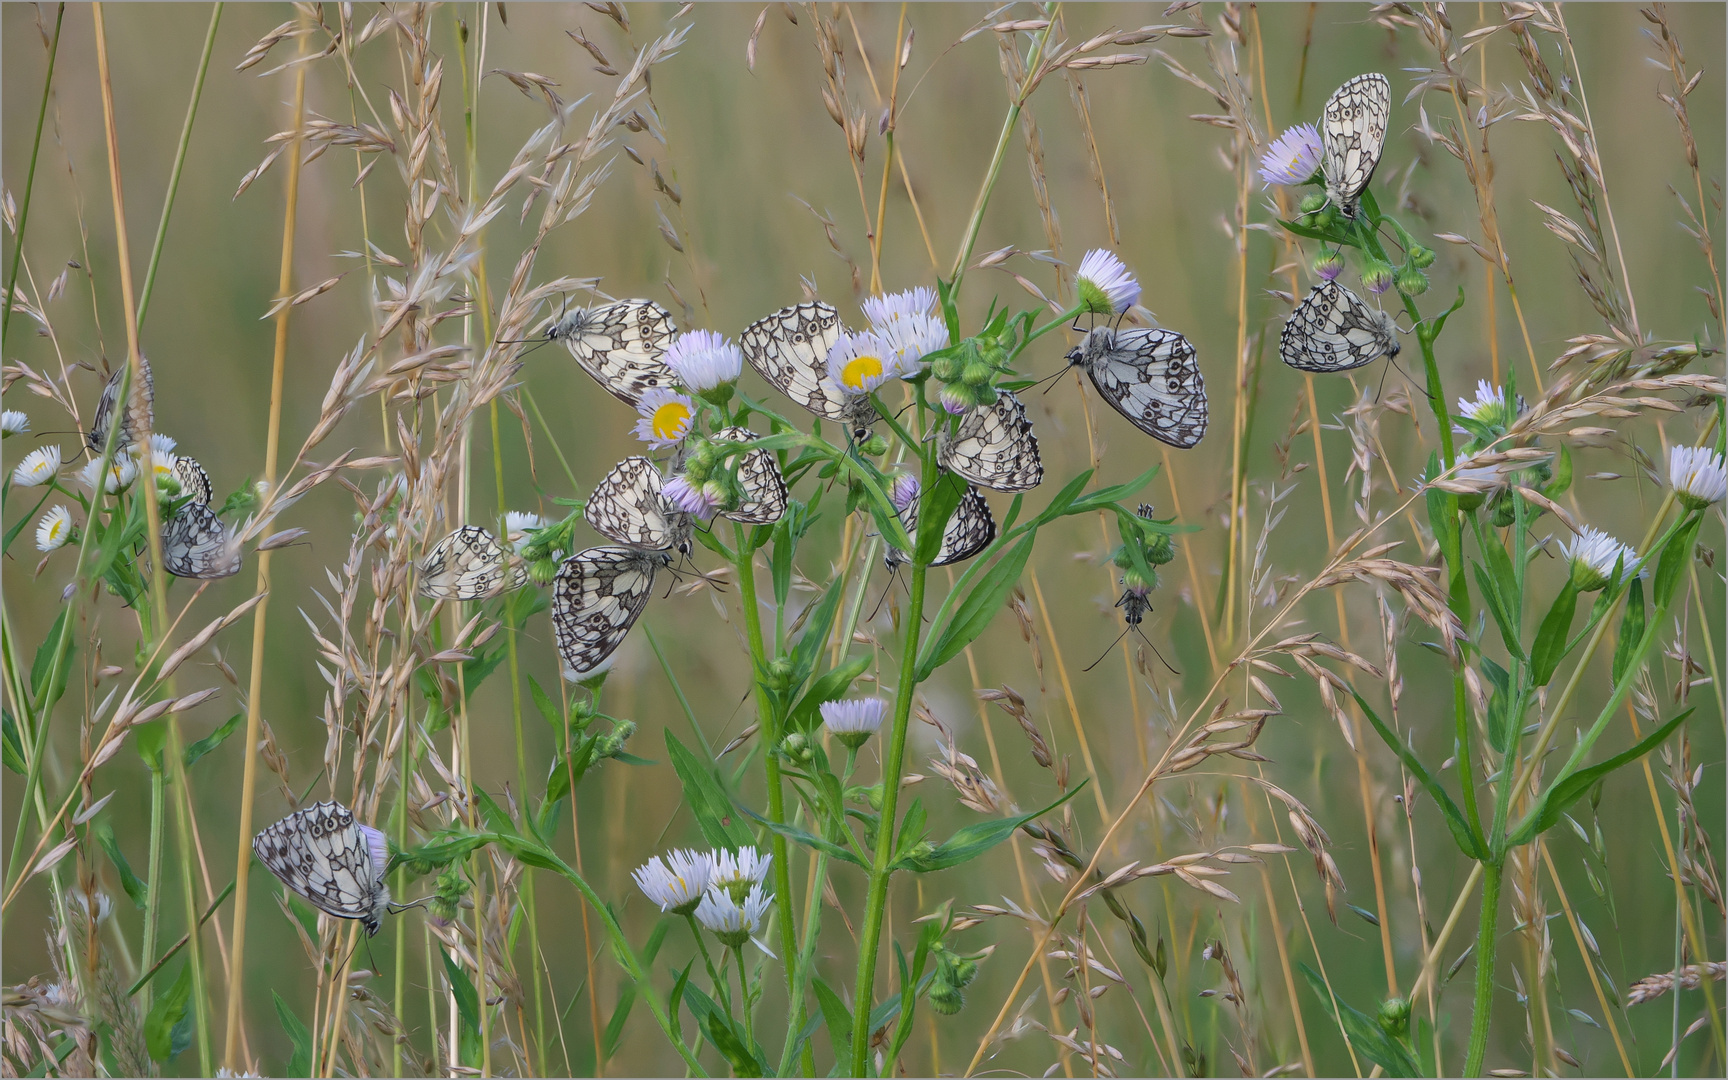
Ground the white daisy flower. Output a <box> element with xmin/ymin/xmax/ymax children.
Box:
<box><xmin>78</xmin><ymin>453</ymin><xmax>139</xmax><ymax>494</ymax></box>
<box><xmin>663</xmin><ymin>475</ymin><xmax>718</xmax><ymax>520</ymax></box>
<box><xmin>694</xmin><ymin>882</ymin><xmax>772</xmax><ymax>948</ymax></box>
<box><xmin>1454</xmin><ymin>380</ymin><xmax>1525</xmax><ymax>433</ymax></box>
<box><xmin>1</xmin><ymin>410</ymin><xmax>29</xmax><ymax>436</ymax></box>
<box><xmin>35</xmin><ymin>506</ymin><xmax>74</xmax><ymax>552</ymax></box>
<box><xmin>1075</xmin><ymin>248</ymin><xmax>1141</xmax><ymax>316</ymax></box>
<box><xmin>1668</xmin><ymin>445</ymin><xmax>1727</xmax><ymax>510</ymax></box>
<box><xmin>862</xmin><ymin>286</ymin><xmax>938</xmax><ymax>330</ymax></box>
<box><xmin>821</xmin><ymin>697</ymin><xmax>887</xmax><ymax>748</ymax></box>
<box><xmin>709</xmin><ymin>845</ymin><xmax>773</xmax><ymax>899</ymax></box>
<box><xmin>132</xmin><ymin>443</ymin><xmax>180</xmax><ymax>493</ymax></box>
<box><xmin>826</xmin><ymin>331</ymin><xmax>898</xmax><ymax>396</ymax></box>
<box><xmin>504</xmin><ymin>511</ymin><xmax>551</xmax><ymax>554</ymax></box>
<box><xmin>146</xmin><ymin>432</ymin><xmax>177</xmax><ymax>455</ymax></box>
<box><xmin>664</xmin><ymin>329</ymin><xmax>743</xmax><ymax>393</ymax></box>
<box><xmin>1561</xmin><ymin>526</ymin><xmax>1641</xmax><ymax>592</ymax></box>
<box><xmin>632</xmin><ymin>849</ymin><xmax>715</xmax><ymax>915</ymax></box>
<box><xmin>863</xmin><ymin>288</ymin><xmax>947</xmax><ymax>376</ymax></box>
<box><xmin>11</xmin><ymin>445</ymin><xmax>61</xmax><ymax>487</ymax></box>
<box><xmin>632</xmin><ymin>388</ymin><xmax>695</xmax><ymax>449</ymax></box>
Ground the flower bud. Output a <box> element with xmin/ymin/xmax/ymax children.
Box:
<box><xmin>860</xmin><ymin>433</ymin><xmax>889</xmax><ymax>457</ymax></box>
<box><xmin>1361</xmin><ymin>261</ymin><xmax>1396</xmax><ymax>296</ymax></box>
<box><xmin>1299</xmin><ymin>192</ymin><xmax>1327</xmax><ymax>215</ymax></box>
<box><xmin>1378</xmin><ymin>997</ymin><xmax>1411</xmax><ymax>1038</ymax></box>
<box><xmin>529</xmin><ymin>558</ymin><xmax>559</xmax><ymax>586</ymax></box>
<box><xmin>781</xmin><ymin>731</ymin><xmax>813</xmax><ymax>764</ymax></box>
<box><xmin>931</xmin><ymin>353</ymin><xmax>961</xmax><ymax>382</ymax></box>
<box><xmin>1312</xmin><ymin>249</ymin><xmax>1345</xmax><ymax>282</ymax></box>
<box><xmin>1408</xmin><ymin>244</ymin><xmax>1436</xmax><ymax>268</ymax></box>
<box><xmin>1146</xmin><ymin>531</ymin><xmax>1175</xmax><ymax>566</ymax></box>
<box><xmin>928</xmin><ymin>982</ymin><xmax>964</xmax><ymax>1015</ymax></box>
<box><xmin>1395</xmin><ymin>266</ymin><xmax>1429</xmax><ymax>296</ymax></box>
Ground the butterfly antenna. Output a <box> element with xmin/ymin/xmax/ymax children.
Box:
<box><xmin>865</xmin><ymin>562</ymin><xmax>898</xmax><ymax>623</ymax></box>
<box><xmin>1381</xmin><ymin>354</ymin><xmax>1436</xmax><ymax>404</ymax></box>
<box><xmin>1135</xmin><ymin>624</ymin><xmax>1181</xmax><ymax>676</ymax></box>
<box><xmin>1082</xmin><ymin>624</ymin><xmax>1134</xmax><ymax>673</ymax></box>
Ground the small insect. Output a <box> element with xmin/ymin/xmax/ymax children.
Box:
<box><xmin>938</xmin><ymin>390</ymin><xmax>1044</xmax><ymax>493</ymax></box>
<box><xmin>417</xmin><ymin>526</ymin><xmax>525</xmax><ymax>601</ymax></box>
<box><xmin>1065</xmin><ymin>327</ymin><xmax>1207</xmax><ymax>448</ymax></box>
<box><xmin>163</xmin><ymin>503</ymin><xmax>242</xmax><ymax>580</ymax></box>
<box><xmin>1321</xmin><ymin>73</ymin><xmax>1391</xmax><ymax>219</ymax></box>
<box><xmin>551</xmin><ymin>545</ymin><xmax>671</xmax><ymax>676</ymax></box>
<box><xmin>741</xmin><ymin>302</ymin><xmax>877</xmax><ymax>441</ymax></box>
<box><xmin>172</xmin><ymin>455</ymin><xmax>213</xmax><ymax>505</ymax></box>
<box><xmin>547</xmin><ymin>299</ymin><xmax>678</xmax><ymax>406</ymax></box>
<box><xmin>1278</xmin><ymin>281</ymin><xmax>1400</xmax><ymax>373</ymax></box>
<box><xmin>1086</xmin><ymin>506</ymin><xmax>1179</xmax><ymax>675</ymax></box>
<box><xmin>584</xmin><ymin>456</ymin><xmax>693</xmax><ymax>554</ymax></box>
<box><xmin>252</xmin><ymin>801</ymin><xmax>416</xmax><ymax>937</ymax></box>
<box><xmin>710</xmin><ymin>427</ymin><xmax>789</xmax><ymax>525</ymax></box>
<box><xmin>87</xmin><ymin>356</ymin><xmax>155</xmax><ymax>454</ymax></box>
<box><xmin>884</xmin><ymin>482</ymin><xmax>996</xmax><ymax>569</ymax></box>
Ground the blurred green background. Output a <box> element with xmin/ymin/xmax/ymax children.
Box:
<box><xmin>4</xmin><ymin>3</ymin><xmax>1723</xmax><ymax>1075</ymax></box>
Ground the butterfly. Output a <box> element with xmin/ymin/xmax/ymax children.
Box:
<box><xmin>1321</xmin><ymin>73</ymin><xmax>1391</xmax><ymax>219</ymax></box>
<box><xmin>1278</xmin><ymin>281</ymin><xmax>1400</xmax><ymax>373</ymax></box>
<box><xmin>885</xmin><ymin>481</ymin><xmax>996</xmax><ymax>569</ymax></box>
<box><xmin>711</xmin><ymin>427</ymin><xmax>789</xmax><ymax>525</ymax></box>
<box><xmin>584</xmin><ymin>456</ymin><xmax>693</xmax><ymax>554</ymax></box>
<box><xmin>173</xmin><ymin>455</ymin><xmax>213</xmax><ymax>505</ymax></box>
<box><xmin>253</xmin><ymin>801</ymin><xmax>403</xmax><ymax>937</ymax></box>
<box><xmin>1065</xmin><ymin>327</ymin><xmax>1207</xmax><ymax>448</ymax></box>
<box><xmin>163</xmin><ymin>503</ymin><xmax>242</xmax><ymax>579</ymax></box>
<box><xmin>547</xmin><ymin>299</ymin><xmax>678</xmax><ymax>406</ymax></box>
<box><xmin>741</xmin><ymin>302</ymin><xmax>877</xmax><ymax>440</ymax></box>
<box><xmin>87</xmin><ymin>356</ymin><xmax>154</xmax><ymax>454</ymax></box>
<box><xmin>551</xmin><ymin>545</ymin><xmax>671</xmax><ymax>676</ymax></box>
<box><xmin>417</xmin><ymin>526</ymin><xmax>525</xmax><ymax>601</ymax></box>
<box><xmin>938</xmin><ymin>391</ymin><xmax>1043</xmax><ymax>493</ymax></box>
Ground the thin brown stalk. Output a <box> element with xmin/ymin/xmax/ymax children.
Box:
<box><xmin>1027</xmin><ymin>567</ymin><xmax>1110</xmax><ymax>829</ymax></box>
<box><xmin>1538</xmin><ymin>841</ymin><xmax>1634</xmax><ymax>1076</ymax></box>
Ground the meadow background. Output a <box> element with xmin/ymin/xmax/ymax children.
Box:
<box><xmin>2</xmin><ymin>2</ymin><xmax>1722</xmax><ymax>1077</ymax></box>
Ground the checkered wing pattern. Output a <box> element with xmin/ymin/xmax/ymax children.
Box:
<box><xmin>417</xmin><ymin>526</ymin><xmax>523</xmax><ymax>600</ymax></box>
<box><xmin>741</xmin><ymin>302</ymin><xmax>877</xmax><ymax>438</ymax></box>
<box><xmin>252</xmin><ymin>801</ymin><xmax>391</xmax><ymax>935</ymax></box>
<box><xmin>938</xmin><ymin>391</ymin><xmax>1043</xmax><ymax>493</ymax></box>
<box><xmin>163</xmin><ymin>503</ymin><xmax>242</xmax><ymax>580</ymax></box>
<box><xmin>712</xmin><ymin>427</ymin><xmax>789</xmax><ymax>525</ymax></box>
<box><xmin>1279</xmin><ymin>282</ymin><xmax>1400</xmax><ymax>373</ymax></box>
<box><xmin>1069</xmin><ymin>328</ymin><xmax>1207</xmax><ymax>449</ymax></box>
<box><xmin>87</xmin><ymin>356</ymin><xmax>155</xmax><ymax>454</ymax></box>
<box><xmin>584</xmin><ymin>456</ymin><xmax>689</xmax><ymax>551</ymax></box>
<box><xmin>1321</xmin><ymin>73</ymin><xmax>1391</xmax><ymax>218</ymax></box>
<box><xmin>551</xmin><ymin>546</ymin><xmax>666</xmax><ymax>675</ymax></box>
<box><xmin>549</xmin><ymin>299</ymin><xmax>677</xmax><ymax>406</ymax></box>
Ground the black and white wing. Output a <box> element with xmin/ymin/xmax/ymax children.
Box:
<box><xmin>1321</xmin><ymin>73</ymin><xmax>1391</xmax><ymax>218</ymax></box>
<box><xmin>173</xmin><ymin>455</ymin><xmax>213</xmax><ymax>505</ymax></box>
<box><xmin>163</xmin><ymin>504</ymin><xmax>242</xmax><ymax>580</ymax></box>
<box><xmin>584</xmin><ymin>456</ymin><xmax>689</xmax><ymax>551</ymax></box>
<box><xmin>87</xmin><ymin>356</ymin><xmax>155</xmax><ymax>454</ymax></box>
<box><xmin>741</xmin><ymin>302</ymin><xmax>878</xmax><ymax>437</ymax></box>
<box><xmin>418</xmin><ymin>525</ymin><xmax>523</xmax><ymax>600</ymax></box>
<box><xmin>712</xmin><ymin>427</ymin><xmax>789</xmax><ymax>525</ymax></box>
<box><xmin>938</xmin><ymin>391</ymin><xmax>1044</xmax><ymax>493</ymax></box>
<box><xmin>548</xmin><ymin>299</ymin><xmax>677</xmax><ymax>406</ymax></box>
<box><xmin>252</xmin><ymin>801</ymin><xmax>391</xmax><ymax>935</ymax></box>
<box><xmin>886</xmin><ymin>483</ymin><xmax>997</xmax><ymax>568</ymax></box>
<box><xmin>1070</xmin><ymin>327</ymin><xmax>1208</xmax><ymax>449</ymax></box>
<box><xmin>551</xmin><ymin>546</ymin><xmax>664</xmax><ymax>675</ymax></box>
<box><xmin>1279</xmin><ymin>282</ymin><xmax>1400</xmax><ymax>373</ymax></box>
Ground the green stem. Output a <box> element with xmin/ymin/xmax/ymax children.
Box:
<box><xmin>141</xmin><ymin>755</ymin><xmax>166</xmax><ymax>1010</ymax></box>
<box><xmin>0</xmin><ymin>2</ymin><xmax>63</xmax><ymax>349</ymax></box>
<box><xmin>849</xmin><ymin>441</ymin><xmax>938</xmax><ymax>1077</ymax></box>
<box><xmin>734</xmin><ymin>945</ymin><xmax>755</xmax><ymax>1050</ymax></box>
<box><xmin>1005</xmin><ymin>304</ymin><xmax>1084</xmax><ymax>367</ymax></box>
<box><xmin>1463</xmin><ymin>860</ymin><xmax>1504</xmax><ymax>1077</ymax></box>
<box><xmin>777</xmin><ymin>747</ymin><xmax>857</xmax><ymax>1077</ymax></box>
<box><xmin>685</xmin><ymin>913</ymin><xmax>730</xmax><ymax>1021</ymax></box>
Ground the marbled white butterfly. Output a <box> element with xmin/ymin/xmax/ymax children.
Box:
<box><xmin>253</xmin><ymin>801</ymin><xmax>401</xmax><ymax>936</ymax></box>
<box><xmin>418</xmin><ymin>526</ymin><xmax>525</xmax><ymax>601</ymax></box>
<box><xmin>1065</xmin><ymin>327</ymin><xmax>1207</xmax><ymax>448</ymax></box>
<box><xmin>548</xmin><ymin>299</ymin><xmax>678</xmax><ymax>406</ymax></box>
<box><xmin>1321</xmin><ymin>74</ymin><xmax>1391</xmax><ymax>220</ymax></box>
<box><xmin>164</xmin><ymin>503</ymin><xmax>242</xmax><ymax>580</ymax></box>
<box><xmin>87</xmin><ymin>356</ymin><xmax>154</xmax><ymax>454</ymax></box>
<box><xmin>741</xmin><ymin>302</ymin><xmax>877</xmax><ymax>441</ymax></box>
<box><xmin>884</xmin><ymin>481</ymin><xmax>996</xmax><ymax>569</ymax></box>
<box><xmin>1278</xmin><ymin>281</ymin><xmax>1400</xmax><ymax>373</ymax></box>
<box><xmin>938</xmin><ymin>390</ymin><xmax>1043</xmax><ymax>493</ymax></box>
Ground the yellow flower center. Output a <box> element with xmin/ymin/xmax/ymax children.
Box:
<box><xmin>840</xmin><ymin>354</ymin><xmax>884</xmax><ymax>391</ymax></box>
<box><xmin>651</xmin><ymin>401</ymin><xmax>691</xmax><ymax>441</ymax></box>
<box><xmin>46</xmin><ymin>518</ymin><xmax>66</xmax><ymax>543</ymax></box>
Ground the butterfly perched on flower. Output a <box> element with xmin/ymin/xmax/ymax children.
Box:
<box><xmin>584</xmin><ymin>457</ymin><xmax>694</xmax><ymax>554</ymax></box>
<box><xmin>87</xmin><ymin>356</ymin><xmax>154</xmax><ymax>454</ymax></box>
<box><xmin>938</xmin><ymin>391</ymin><xmax>1043</xmax><ymax>493</ymax></box>
<box><xmin>1321</xmin><ymin>73</ymin><xmax>1391</xmax><ymax>220</ymax></box>
<box><xmin>741</xmin><ymin>302</ymin><xmax>877</xmax><ymax>441</ymax></box>
<box><xmin>417</xmin><ymin>526</ymin><xmax>525</xmax><ymax>601</ymax></box>
<box><xmin>884</xmin><ymin>480</ymin><xmax>996</xmax><ymax>569</ymax></box>
<box><xmin>252</xmin><ymin>801</ymin><xmax>403</xmax><ymax>937</ymax></box>
<box><xmin>1065</xmin><ymin>327</ymin><xmax>1207</xmax><ymax>448</ymax></box>
<box><xmin>710</xmin><ymin>427</ymin><xmax>789</xmax><ymax>525</ymax></box>
<box><xmin>163</xmin><ymin>503</ymin><xmax>242</xmax><ymax>579</ymax></box>
<box><xmin>1279</xmin><ymin>281</ymin><xmax>1400</xmax><ymax>373</ymax></box>
<box><xmin>547</xmin><ymin>299</ymin><xmax>678</xmax><ymax>406</ymax></box>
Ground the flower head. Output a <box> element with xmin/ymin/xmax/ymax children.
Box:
<box><xmin>146</xmin><ymin>432</ymin><xmax>177</xmax><ymax>456</ymax></box>
<box><xmin>632</xmin><ymin>388</ymin><xmax>695</xmax><ymax>449</ymax></box>
<box><xmin>826</xmin><ymin>331</ymin><xmax>897</xmax><ymax>396</ymax></box>
<box><xmin>1312</xmin><ymin>250</ymin><xmax>1345</xmax><ymax>282</ymax></box>
<box><xmin>504</xmin><ymin>511</ymin><xmax>551</xmax><ymax>553</ymax></box>
<box><xmin>1561</xmin><ymin>526</ymin><xmax>1641</xmax><ymax>592</ymax></box>
<box><xmin>664</xmin><ymin>330</ymin><xmax>743</xmax><ymax>393</ymax></box>
<box><xmin>1668</xmin><ymin>445</ymin><xmax>1727</xmax><ymax>510</ymax></box>
<box><xmin>35</xmin><ymin>506</ymin><xmax>73</xmax><ymax>553</ymax></box>
<box><xmin>863</xmin><ymin>288</ymin><xmax>947</xmax><ymax>376</ymax></box>
<box><xmin>633</xmin><ymin>849</ymin><xmax>715</xmax><ymax>915</ymax></box>
<box><xmin>1456</xmin><ymin>380</ymin><xmax>1521</xmax><ymax>423</ymax></box>
<box><xmin>11</xmin><ymin>445</ymin><xmax>61</xmax><ymax>487</ymax></box>
<box><xmin>2</xmin><ymin>410</ymin><xmax>29</xmax><ymax>436</ymax></box>
<box><xmin>710</xmin><ymin>845</ymin><xmax>773</xmax><ymax>899</ymax></box>
<box><xmin>78</xmin><ymin>453</ymin><xmax>139</xmax><ymax>494</ymax></box>
<box><xmin>1075</xmin><ymin>249</ymin><xmax>1141</xmax><ymax>316</ymax></box>
<box><xmin>821</xmin><ymin>697</ymin><xmax>886</xmax><ymax>748</ymax></box>
<box><xmin>694</xmin><ymin>882</ymin><xmax>772</xmax><ymax>948</ymax></box>
<box><xmin>937</xmin><ymin>382</ymin><xmax>977</xmax><ymax>415</ymax></box>
<box><xmin>1258</xmin><ymin>123</ymin><xmax>1324</xmax><ymax>187</ymax></box>
<box><xmin>132</xmin><ymin>443</ymin><xmax>181</xmax><ymax>494</ymax></box>
<box><xmin>862</xmin><ymin>286</ymin><xmax>938</xmax><ymax>330</ymax></box>
<box><xmin>663</xmin><ymin>474</ymin><xmax>719</xmax><ymax>520</ymax></box>
<box><xmin>890</xmin><ymin>473</ymin><xmax>921</xmax><ymax>514</ymax></box>
<box><xmin>1362</xmin><ymin>261</ymin><xmax>1396</xmax><ymax>296</ymax></box>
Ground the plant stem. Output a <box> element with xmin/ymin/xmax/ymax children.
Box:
<box><xmin>685</xmin><ymin>914</ymin><xmax>730</xmax><ymax>1020</ymax></box>
<box><xmin>141</xmin><ymin>756</ymin><xmax>166</xmax><ymax>1009</ymax></box>
<box><xmin>0</xmin><ymin>2</ymin><xmax>62</xmax><ymax>349</ymax></box>
<box><xmin>1463</xmin><ymin>860</ymin><xmax>1503</xmax><ymax>1077</ymax></box>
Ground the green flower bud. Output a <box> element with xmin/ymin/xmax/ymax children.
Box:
<box><xmin>928</xmin><ymin>982</ymin><xmax>964</xmax><ymax>1015</ymax></box>
<box><xmin>860</xmin><ymin>434</ymin><xmax>889</xmax><ymax>457</ymax></box>
<box><xmin>1299</xmin><ymin>192</ymin><xmax>1327</xmax><ymax>216</ymax></box>
<box><xmin>767</xmin><ymin>657</ymin><xmax>794</xmax><ymax>691</ymax></box>
<box><xmin>529</xmin><ymin>558</ymin><xmax>559</xmax><ymax>586</ymax></box>
<box><xmin>931</xmin><ymin>354</ymin><xmax>961</xmax><ymax>382</ymax></box>
<box><xmin>1487</xmin><ymin>489</ymin><xmax>1517</xmax><ymax>528</ymax></box>
<box><xmin>1361</xmin><ymin>260</ymin><xmax>1397</xmax><ymax>296</ymax></box>
<box><xmin>599</xmin><ymin>719</ymin><xmax>636</xmax><ymax>759</ymax></box>
<box><xmin>1377</xmin><ymin>996</ymin><xmax>1411</xmax><ymax>1038</ymax></box>
<box><xmin>1146</xmin><ymin>531</ymin><xmax>1175</xmax><ymax>566</ymax></box>
<box><xmin>431</xmin><ymin>867</ymin><xmax>469</xmax><ymax>923</ymax></box>
<box><xmin>1395</xmin><ymin>266</ymin><xmax>1429</xmax><ymax>296</ymax></box>
<box><xmin>1408</xmin><ymin>244</ymin><xmax>1436</xmax><ymax>269</ymax></box>
<box><xmin>960</xmin><ymin>359</ymin><xmax>993</xmax><ymax>387</ymax></box>
<box><xmin>1311</xmin><ymin>249</ymin><xmax>1345</xmax><ymax>281</ymax></box>
<box><xmin>781</xmin><ymin>731</ymin><xmax>813</xmax><ymax>764</ymax></box>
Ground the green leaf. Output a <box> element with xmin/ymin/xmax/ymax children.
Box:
<box><xmin>1470</xmin><ymin>562</ymin><xmax>1526</xmax><ymax>662</ymax></box>
<box><xmin>1511</xmin><ymin>708</ymin><xmax>1696</xmax><ymax>845</ymax></box>
<box><xmin>528</xmin><ymin>675</ymin><xmax>561</xmax><ymax>729</ymax></box>
<box><xmin>1029</xmin><ymin>469</ymin><xmax>1094</xmax><ymax>527</ymax></box>
<box><xmin>813</xmin><ymin>976</ymin><xmax>852</xmax><ymax>1047</ymax></box>
<box><xmin>183</xmin><ymin>713</ymin><xmax>243</xmax><ymax>768</ymax></box>
<box><xmin>916</xmin><ymin>532</ymin><xmax>1035</xmax><ymax>681</ymax></box>
<box><xmin>914</xmin><ymin>471</ymin><xmax>967</xmax><ymax>566</ymax></box>
<box><xmin>787</xmin><ymin>654</ymin><xmax>870</xmax><ymax>733</ymax></box>
<box><xmin>1065</xmin><ymin>463</ymin><xmax>1165</xmax><ymax>516</ymax></box>
<box><xmin>1528</xmin><ymin>579</ymin><xmax>1578</xmax><ymax>687</ymax></box>
<box><xmin>1611</xmin><ymin>578</ymin><xmax>1647</xmax><ymax>685</ymax></box>
<box><xmin>738</xmin><ymin>804</ymin><xmax>866</xmax><ymax>867</ymax></box>
<box><xmin>786</xmin><ymin>575</ymin><xmax>846</xmax><ymax>692</ymax></box>
<box><xmin>1545</xmin><ymin>442</ymin><xmax>1573</xmax><ymax>498</ymax></box>
<box><xmin>1348</xmin><ymin>687</ymin><xmax>1484</xmax><ymax>859</ymax></box>
<box><xmin>29</xmin><ymin>608</ymin><xmax>70</xmax><ymax>702</ymax></box>
<box><xmin>1480</xmin><ymin>657</ymin><xmax>1513</xmax><ymax>755</ymax></box>
<box><xmin>272</xmin><ymin>991</ymin><xmax>314</xmax><ymax>1078</ymax></box>
<box><xmin>892</xmin><ymin>782</ymin><xmax>1086</xmax><ymax>872</ymax></box>
<box><xmin>1654</xmin><ymin>514</ymin><xmax>1702</xmax><ymax>608</ymax></box>
<box><xmin>93</xmin><ymin>821</ymin><xmax>148</xmax><ymax>910</ymax></box>
<box><xmin>2</xmin><ymin>707</ymin><xmax>27</xmax><ymax>774</ymax></box>
<box><xmin>682</xmin><ymin>983</ymin><xmax>767</xmax><ymax>1076</ymax></box>
<box><xmin>893</xmin><ymin>798</ymin><xmax>928</xmax><ymax>860</ymax></box>
<box><xmin>1297</xmin><ymin>963</ymin><xmax>1422</xmax><ymax>1077</ymax></box>
<box><xmin>441</xmin><ymin>949</ymin><xmax>483</xmax><ymax>1067</ymax></box>
<box><xmin>665</xmin><ymin>728</ymin><xmax>756</xmax><ymax>851</ymax></box>
<box><xmin>144</xmin><ymin>962</ymin><xmax>193</xmax><ymax>1062</ymax></box>
<box><xmin>133</xmin><ymin>720</ymin><xmax>167</xmax><ymax>770</ymax></box>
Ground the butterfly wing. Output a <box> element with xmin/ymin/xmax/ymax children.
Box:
<box><xmin>173</xmin><ymin>455</ymin><xmax>213</xmax><ymax>505</ymax></box>
<box><xmin>741</xmin><ymin>302</ymin><xmax>878</xmax><ymax>436</ymax></box>
<box><xmin>553</xmin><ymin>300</ymin><xmax>677</xmax><ymax>406</ymax></box>
<box><xmin>934</xmin><ymin>484</ymin><xmax>996</xmax><ymax>566</ymax></box>
<box><xmin>551</xmin><ymin>546</ymin><xmax>662</xmax><ymax>675</ymax></box>
<box><xmin>712</xmin><ymin>427</ymin><xmax>789</xmax><ymax>525</ymax></box>
<box><xmin>87</xmin><ymin>356</ymin><xmax>155</xmax><ymax>454</ymax></box>
<box><xmin>584</xmin><ymin>456</ymin><xmax>687</xmax><ymax>550</ymax></box>
<box><xmin>938</xmin><ymin>391</ymin><xmax>1044</xmax><ymax>493</ymax></box>
<box><xmin>1322</xmin><ymin>73</ymin><xmax>1391</xmax><ymax>217</ymax></box>
<box><xmin>1080</xmin><ymin>328</ymin><xmax>1208</xmax><ymax>449</ymax></box>
<box><xmin>252</xmin><ymin>802</ymin><xmax>387</xmax><ymax>934</ymax></box>
<box><xmin>1279</xmin><ymin>282</ymin><xmax>1398</xmax><ymax>373</ymax></box>
<box><xmin>163</xmin><ymin>504</ymin><xmax>242</xmax><ymax>579</ymax></box>
<box><xmin>418</xmin><ymin>526</ymin><xmax>517</xmax><ymax>600</ymax></box>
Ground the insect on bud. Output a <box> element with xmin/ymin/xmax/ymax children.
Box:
<box><xmin>1299</xmin><ymin>192</ymin><xmax>1328</xmax><ymax>216</ymax></box>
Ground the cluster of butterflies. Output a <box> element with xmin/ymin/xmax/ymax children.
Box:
<box><xmin>88</xmin><ymin>356</ymin><xmax>243</xmax><ymax>580</ymax></box>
